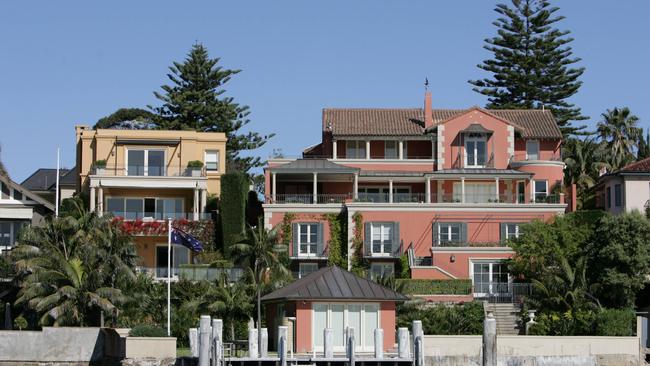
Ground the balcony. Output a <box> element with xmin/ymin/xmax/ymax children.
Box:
<box><xmin>92</xmin><ymin>165</ymin><xmax>207</xmax><ymax>178</ymax></box>
<box><xmin>103</xmin><ymin>211</ymin><xmax>213</xmax><ymax>221</ymax></box>
<box><xmin>136</xmin><ymin>266</ymin><xmax>244</xmax><ymax>282</ymax></box>
<box><xmin>266</xmin><ymin>194</ymin><xmax>350</xmax><ymax>204</ymax></box>
<box><xmin>509</xmin><ymin>152</ymin><xmax>563</xmax><ymax>168</ymax></box>
<box><xmin>267</xmin><ymin>192</ymin><xmax>562</xmax><ymax>205</ymax></box>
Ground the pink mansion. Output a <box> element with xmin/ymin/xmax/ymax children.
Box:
<box><xmin>263</xmin><ymin>91</ymin><xmax>566</xmax><ymax>300</ymax></box>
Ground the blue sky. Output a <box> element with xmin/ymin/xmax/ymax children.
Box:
<box><xmin>1</xmin><ymin>1</ymin><xmax>649</xmax><ymax>181</ymax></box>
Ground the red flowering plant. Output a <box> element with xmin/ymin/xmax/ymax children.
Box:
<box><xmin>111</xmin><ymin>217</ymin><xmax>215</xmax><ymax>250</ymax></box>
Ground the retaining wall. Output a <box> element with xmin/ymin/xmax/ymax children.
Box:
<box><xmin>0</xmin><ymin>327</ymin><xmax>105</xmax><ymax>363</ymax></box>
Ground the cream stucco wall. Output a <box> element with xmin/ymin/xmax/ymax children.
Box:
<box><xmin>624</xmin><ymin>177</ymin><xmax>650</xmax><ymax>213</ymax></box>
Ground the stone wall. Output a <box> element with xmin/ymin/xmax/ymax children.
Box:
<box><xmin>0</xmin><ymin>327</ymin><xmax>105</xmax><ymax>363</ymax></box>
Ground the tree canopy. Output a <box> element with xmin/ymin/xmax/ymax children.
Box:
<box><xmin>469</xmin><ymin>0</ymin><xmax>586</xmax><ymax>136</ymax></box>
<box><xmin>94</xmin><ymin>108</ymin><xmax>157</xmax><ymax>129</ymax></box>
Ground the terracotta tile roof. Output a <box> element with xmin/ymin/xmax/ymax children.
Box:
<box><xmin>618</xmin><ymin>157</ymin><xmax>650</xmax><ymax>173</ymax></box>
<box><xmin>324</xmin><ymin>107</ymin><xmax>562</xmax><ymax>139</ymax></box>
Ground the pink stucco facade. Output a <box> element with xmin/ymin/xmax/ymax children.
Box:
<box><xmin>263</xmin><ymin>100</ymin><xmax>567</xmax><ymax>300</ymax></box>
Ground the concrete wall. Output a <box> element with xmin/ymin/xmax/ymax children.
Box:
<box><xmin>0</xmin><ymin>327</ymin><xmax>105</xmax><ymax>362</ymax></box>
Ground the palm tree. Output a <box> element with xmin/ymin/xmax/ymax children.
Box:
<box><xmin>597</xmin><ymin>107</ymin><xmax>641</xmax><ymax>171</ymax></box>
<box><xmin>11</xmin><ymin>203</ymin><xmax>137</xmax><ymax>326</ymax></box>
<box><xmin>563</xmin><ymin>138</ymin><xmax>607</xmax><ymax>208</ymax></box>
<box><xmin>231</xmin><ymin>221</ymin><xmax>290</xmax><ymax>350</ymax></box>
<box><xmin>184</xmin><ymin>274</ymin><xmax>253</xmax><ymax>340</ymax></box>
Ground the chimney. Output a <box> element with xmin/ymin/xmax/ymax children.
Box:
<box><xmin>424</xmin><ymin>91</ymin><xmax>433</xmax><ymax>128</ymax></box>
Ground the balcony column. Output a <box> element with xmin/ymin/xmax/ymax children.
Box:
<box><xmin>193</xmin><ymin>188</ymin><xmax>199</xmax><ymax>220</ymax></box>
<box><xmin>365</xmin><ymin>140</ymin><xmax>371</xmax><ymax>160</ymax></box>
<box><xmin>494</xmin><ymin>177</ymin><xmax>500</xmax><ymax>202</ymax></box>
<box><xmin>89</xmin><ymin>186</ymin><xmax>96</xmax><ymax>213</ymax></box>
<box><xmin>272</xmin><ymin>172</ymin><xmax>277</xmax><ymax>202</ymax></box>
<box><xmin>332</xmin><ymin>140</ymin><xmax>337</xmax><ymax>159</ymax></box>
<box><xmin>389</xmin><ymin>179</ymin><xmax>393</xmax><ymax>203</ymax></box>
<box><xmin>461</xmin><ymin>177</ymin><xmax>466</xmax><ymax>204</ymax></box>
<box><xmin>97</xmin><ymin>186</ymin><xmax>104</xmax><ymax>216</ymax></box>
<box><xmin>426</xmin><ymin>177</ymin><xmax>431</xmax><ymax>203</ymax></box>
<box><xmin>353</xmin><ymin>173</ymin><xmax>359</xmax><ymax>200</ymax></box>
<box><xmin>313</xmin><ymin>172</ymin><xmax>318</xmax><ymax>204</ymax></box>
<box><xmin>200</xmin><ymin>189</ymin><xmax>207</xmax><ymax>215</ymax></box>
<box><xmin>398</xmin><ymin>141</ymin><xmax>404</xmax><ymax>160</ymax></box>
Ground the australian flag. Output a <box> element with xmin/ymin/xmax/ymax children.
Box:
<box><xmin>170</xmin><ymin>227</ymin><xmax>204</xmax><ymax>252</ymax></box>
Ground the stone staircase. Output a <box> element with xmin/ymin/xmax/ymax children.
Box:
<box><xmin>484</xmin><ymin>302</ymin><xmax>521</xmax><ymax>335</ymax></box>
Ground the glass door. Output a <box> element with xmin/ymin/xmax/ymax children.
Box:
<box><xmin>472</xmin><ymin>262</ymin><xmax>510</xmax><ymax>299</ymax></box>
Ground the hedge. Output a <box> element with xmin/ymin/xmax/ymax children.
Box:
<box><xmin>396</xmin><ymin>279</ymin><xmax>472</xmax><ymax>295</ymax></box>
<box><xmin>129</xmin><ymin>324</ymin><xmax>168</xmax><ymax>337</ymax></box>
<box><xmin>220</xmin><ymin>172</ymin><xmax>249</xmax><ymax>256</ymax></box>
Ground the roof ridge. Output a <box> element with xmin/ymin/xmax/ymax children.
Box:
<box><xmin>619</xmin><ymin>157</ymin><xmax>650</xmax><ymax>172</ymax></box>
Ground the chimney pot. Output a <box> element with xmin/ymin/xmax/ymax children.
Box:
<box><xmin>424</xmin><ymin>91</ymin><xmax>433</xmax><ymax>128</ymax></box>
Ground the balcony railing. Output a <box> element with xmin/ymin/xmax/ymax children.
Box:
<box><xmin>510</xmin><ymin>152</ymin><xmax>562</xmax><ymax>162</ymax></box>
<box><xmin>266</xmin><ymin>194</ymin><xmax>349</xmax><ymax>204</ymax></box>
<box><xmin>104</xmin><ymin>211</ymin><xmax>212</xmax><ymax>221</ymax></box>
<box><xmin>136</xmin><ymin>266</ymin><xmax>244</xmax><ymax>282</ymax></box>
<box><xmin>267</xmin><ymin>192</ymin><xmax>562</xmax><ymax>205</ymax></box>
<box><xmin>474</xmin><ymin>282</ymin><xmax>533</xmax><ymax>304</ymax></box>
<box><xmin>91</xmin><ymin>165</ymin><xmax>207</xmax><ymax>178</ymax></box>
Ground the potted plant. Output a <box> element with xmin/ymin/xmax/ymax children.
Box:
<box><xmin>94</xmin><ymin>160</ymin><xmax>107</xmax><ymax>175</ymax></box>
<box><xmin>187</xmin><ymin>160</ymin><xmax>204</xmax><ymax>177</ymax></box>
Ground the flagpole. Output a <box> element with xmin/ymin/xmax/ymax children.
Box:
<box><xmin>167</xmin><ymin>218</ymin><xmax>171</xmax><ymax>337</ymax></box>
<box><xmin>55</xmin><ymin>148</ymin><xmax>60</xmax><ymax>217</ymax></box>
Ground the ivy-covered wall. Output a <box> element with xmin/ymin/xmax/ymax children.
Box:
<box><xmin>220</xmin><ymin>172</ymin><xmax>249</xmax><ymax>256</ymax></box>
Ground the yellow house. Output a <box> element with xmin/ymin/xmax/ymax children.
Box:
<box><xmin>75</xmin><ymin>125</ymin><xmax>227</xmax><ymax>277</ymax></box>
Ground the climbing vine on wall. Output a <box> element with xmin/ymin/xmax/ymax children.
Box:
<box><xmin>280</xmin><ymin>213</ymin><xmax>296</xmax><ymax>246</ymax></box>
<box><xmin>350</xmin><ymin>212</ymin><xmax>368</xmax><ymax>276</ymax></box>
<box><xmin>323</xmin><ymin>212</ymin><xmax>346</xmax><ymax>268</ymax></box>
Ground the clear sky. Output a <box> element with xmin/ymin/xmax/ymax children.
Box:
<box><xmin>1</xmin><ymin>1</ymin><xmax>649</xmax><ymax>181</ymax></box>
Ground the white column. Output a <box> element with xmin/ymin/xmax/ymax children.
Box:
<box><xmin>389</xmin><ymin>179</ymin><xmax>393</xmax><ymax>203</ymax></box>
<box><xmin>332</xmin><ymin>140</ymin><xmax>337</xmax><ymax>159</ymax></box>
<box><xmin>529</xmin><ymin>178</ymin><xmax>534</xmax><ymax>202</ymax></box>
<box><xmin>193</xmin><ymin>188</ymin><xmax>199</xmax><ymax>220</ymax></box>
<box><xmin>494</xmin><ymin>177</ymin><xmax>500</xmax><ymax>202</ymax></box>
<box><xmin>313</xmin><ymin>172</ymin><xmax>318</xmax><ymax>204</ymax></box>
<box><xmin>272</xmin><ymin>172</ymin><xmax>277</xmax><ymax>202</ymax></box>
<box><xmin>461</xmin><ymin>177</ymin><xmax>466</xmax><ymax>203</ymax></box>
<box><xmin>398</xmin><ymin>140</ymin><xmax>404</xmax><ymax>160</ymax></box>
<box><xmin>431</xmin><ymin>140</ymin><xmax>436</xmax><ymax>160</ymax></box>
<box><xmin>353</xmin><ymin>173</ymin><xmax>359</xmax><ymax>200</ymax></box>
<box><xmin>97</xmin><ymin>186</ymin><xmax>104</xmax><ymax>216</ymax></box>
<box><xmin>200</xmin><ymin>189</ymin><xmax>207</xmax><ymax>214</ymax></box>
<box><xmin>365</xmin><ymin>140</ymin><xmax>371</xmax><ymax>160</ymax></box>
<box><xmin>426</xmin><ymin>177</ymin><xmax>431</xmax><ymax>203</ymax></box>
<box><xmin>89</xmin><ymin>186</ymin><xmax>96</xmax><ymax>213</ymax></box>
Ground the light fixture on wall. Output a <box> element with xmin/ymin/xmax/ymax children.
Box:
<box><xmin>450</xmin><ymin>255</ymin><xmax>456</xmax><ymax>263</ymax></box>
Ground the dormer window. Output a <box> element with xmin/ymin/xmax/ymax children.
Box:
<box><xmin>465</xmin><ymin>133</ymin><xmax>487</xmax><ymax>168</ymax></box>
<box><xmin>526</xmin><ymin>140</ymin><xmax>540</xmax><ymax>160</ymax></box>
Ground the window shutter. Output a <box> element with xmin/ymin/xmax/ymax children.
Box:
<box><xmin>460</xmin><ymin>223</ymin><xmax>468</xmax><ymax>246</ymax></box>
<box><xmin>364</xmin><ymin>222</ymin><xmax>371</xmax><ymax>257</ymax></box>
<box><xmin>392</xmin><ymin>222</ymin><xmax>400</xmax><ymax>255</ymax></box>
<box><xmin>292</xmin><ymin>223</ymin><xmax>299</xmax><ymax>257</ymax></box>
<box><xmin>432</xmin><ymin>222</ymin><xmax>440</xmax><ymax>246</ymax></box>
<box><xmin>317</xmin><ymin>222</ymin><xmax>325</xmax><ymax>256</ymax></box>
<box><xmin>500</xmin><ymin>223</ymin><xmax>507</xmax><ymax>245</ymax></box>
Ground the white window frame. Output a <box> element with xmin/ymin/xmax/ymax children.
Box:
<box><xmin>526</xmin><ymin>140</ymin><xmax>540</xmax><ymax>160</ymax></box>
<box><xmin>298</xmin><ymin>223</ymin><xmax>319</xmax><ymax>256</ymax></box>
<box><xmin>106</xmin><ymin>196</ymin><xmax>185</xmax><ymax>220</ymax></box>
<box><xmin>298</xmin><ymin>263</ymin><xmax>319</xmax><ymax>278</ymax></box>
<box><xmin>370</xmin><ymin>262</ymin><xmax>394</xmax><ymax>280</ymax></box>
<box><xmin>438</xmin><ymin>223</ymin><xmax>461</xmax><ymax>244</ymax></box>
<box><xmin>505</xmin><ymin>224</ymin><xmax>520</xmax><ymax>240</ymax></box>
<box><xmin>370</xmin><ymin>223</ymin><xmax>393</xmax><ymax>256</ymax></box>
<box><xmin>125</xmin><ymin>148</ymin><xmax>166</xmax><ymax>176</ymax></box>
<box><xmin>204</xmin><ymin>150</ymin><xmax>220</xmax><ymax>172</ymax></box>
<box><xmin>469</xmin><ymin>260</ymin><xmax>511</xmax><ymax>297</ymax></box>
<box><xmin>346</xmin><ymin>140</ymin><xmax>366</xmax><ymax>159</ymax></box>
<box><xmin>533</xmin><ymin>180</ymin><xmax>548</xmax><ymax>201</ymax></box>
<box><xmin>312</xmin><ymin>302</ymin><xmax>380</xmax><ymax>352</ymax></box>
<box><xmin>464</xmin><ymin>133</ymin><xmax>487</xmax><ymax>168</ymax></box>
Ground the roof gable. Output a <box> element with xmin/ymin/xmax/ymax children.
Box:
<box><xmin>261</xmin><ymin>266</ymin><xmax>408</xmax><ymax>302</ymax></box>
<box><xmin>0</xmin><ymin>175</ymin><xmax>55</xmax><ymax>210</ymax></box>
<box><xmin>432</xmin><ymin>106</ymin><xmax>526</xmax><ymax>133</ymax></box>
<box><xmin>21</xmin><ymin>168</ymin><xmax>71</xmax><ymax>191</ymax></box>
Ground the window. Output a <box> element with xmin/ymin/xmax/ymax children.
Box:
<box><xmin>205</xmin><ymin>150</ymin><xmax>219</xmax><ymax>171</ymax></box>
<box><xmin>370</xmin><ymin>263</ymin><xmax>394</xmax><ymax>281</ymax></box>
<box><xmin>0</xmin><ymin>182</ymin><xmax>9</xmax><ymax>200</ymax></box>
<box><xmin>370</xmin><ymin>223</ymin><xmax>393</xmax><ymax>254</ymax></box>
<box><xmin>358</xmin><ymin>186</ymin><xmax>410</xmax><ymax>203</ymax></box>
<box><xmin>384</xmin><ymin>141</ymin><xmax>398</xmax><ymax>159</ymax></box>
<box><xmin>299</xmin><ymin>263</ymin><xmax>319</xmax><ymax>278</ymax></box>
<box><xmin>438</xmin><ymin>223</ymin><xmax>462</xmax><ymax>245</ymax></box>
<box><xmin>614</xmin><ymin>184</ymin><xmax>622</xmax><ymax>207</ymax></box>
<box><xmin>127</xmin><ymin>149</ymin><xmax>165</xmax><ymax>176</ymax></box>
<box><xmin>465</xmin><ymin>133</ymin><xmax>487</xmax><ymax>167</ymax></box>
<box><xmin>526</xmin><ymin>140</ymin><xmax>540</xmax><ymax>160</ymax></box>
<box><xmin>533</xmin><ymin>180</ymin><xmax>548</xmax><ymax>202</ymax></box>
<box><xmin>13</xmin><ymin>189</ymin><xmax>22</xmax><ymax>201</ymax></box>
<box><xmin>472</xmin><ymin>262</ymin><xmax>509</xmax><ymax>296</ymax></box>
<box><xmin>606</xmin><ymin>187</ymin><xmax>611</xmax><ymax>208</ymax></box>
<box><xmin>504</xmin><ymin>223</ymin><xmax>519</xmax><ymax>240</ymax></box>
<box><xmin>156</xmin><ymin>244</ymin><xmax>190</xmax><ymax>278</ymax></box>
<box><xmin>346</xmin><ymin>140</ymin><xmax>366</xmax><ymax>159</ymax></box>
<box><xmin>298</xmin><ymin>223</ymin><xmax>318</xmax><ymax>256</ymax></box>
<box><xmin>107</xmin><ymin>197</ymin><xmax>184</xmax><ymax>220</ymax></box>
<box><xmin>313</xmin><ymin>303</ymin><xmax>379</xmax><ymax>352</ymax></box>
<box><xmin>453</xmin><ymin>182</ymin><xmax>495</xmax><ymax>203</ymax></box>
<box><xmin>0</xmin><ymin>221</ymin><xmax>27</xmax><ymax>248</ymax></box>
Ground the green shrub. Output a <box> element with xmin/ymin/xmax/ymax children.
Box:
<box><xmin>220</xmin><ymin>172</ymin><xmax>249</xmax><ymax>256</ymax></box>
<box><xmin>13</xmin><ymin>316</ymin><xmax>27</xmax><ymax>330</ymax></box>
<box><xmin>395</xmin><ymin>279</ymin><xmax>472</xmax><ymax>295</ymax></box>
<box><xmin>187</xmin><ymin>160</ymin><xmax>204</xmax><ymax>168</ymax></box>
<box><xmin>594</xmin><ymin>308</ymin><xmax>636</xmax><ymax>336</ymax></box>
<box><xmin>396</xmin><ymin>254</ymin><xmax>410</xmax><ymax>279</ymax></box>
<box><xmin>397</xmin><ymin>302</ymin><xmax>483</xmax><ymax>335</ymax></box>
<box><xmin>94</xmin><ymin>160</ymin><xmax>107</xmax><ymax>168</ymax></box>
<box><xmin>129</xmin><ymin>324</ymin><xmax>168</xmax><ymax>337</ymax></box>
